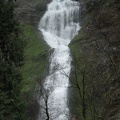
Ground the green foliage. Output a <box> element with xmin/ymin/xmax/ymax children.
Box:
<box><xmin>20</xmin><ymin>24</ymin><xmax>49</xmax><ymax>97</ymax></box>
<box><xmin>0</xmin><ymin>0</ymin><xmax>49</xmax><ymax>119</ymax></box>
<box><xmin>0</xmin><ymin>0</ymin><xmax>26</xmax><ymax>119</ymax></box>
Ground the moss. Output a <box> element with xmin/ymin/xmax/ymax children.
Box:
<box><xmin>20</xmin><ymin>24</ymin><xmax>49</xmax><ymax>97</ymax></box>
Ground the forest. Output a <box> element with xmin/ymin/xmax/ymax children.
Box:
<box><xmin>0</xmin><ymin>0</ymin><xmax>120</xmax><ymax>120</ymax></box>
<box><xmin>0</xmin><ymin>0</ymin><xmax>25</xmax><ymax>119</ymax></box>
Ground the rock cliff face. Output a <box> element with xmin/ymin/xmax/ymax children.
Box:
<box><xmin>15</xmin><ymin>0</ymin><xmax>51</xmax><ymax>25</ymax></box>
<box><xmin>69</xmin><ymin>0</ymin><xmax>120</xmax><ymax>120</ymax></box>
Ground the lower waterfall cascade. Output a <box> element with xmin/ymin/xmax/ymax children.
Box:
<box><xmin>38</xmin><ymin>0</ymin><xmax>80</xmax><ymax>119</ymax></box>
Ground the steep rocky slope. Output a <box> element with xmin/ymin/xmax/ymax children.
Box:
<box><xmin>15</xmin><ymin>0</ymin><xmax>51</xmax><ymax>25</ymax></box>
<box><xmin>69</xmin><ymin>0</ymin><xmax>120</xmax><ymax>120</ymax></box>
<box><xmin>15</xmin><ymin>0</ymin><xmax>51</xmax><ymax>119</ymax></box>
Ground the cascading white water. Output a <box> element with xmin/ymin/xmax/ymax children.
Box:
<box><xmin>38</xmin><ymin>0</ymin><xmax>80</xmax><ymax>119</ymax></box>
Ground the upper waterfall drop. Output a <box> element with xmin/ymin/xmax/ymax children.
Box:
<box><xmin>38</xmin><ymin>0</ymin><xmax>80</xmax><ymax>120</ymax></box>
<box><xmin>39</xmin><ymin>0</ymin><xmax>80</xmax><ymax>46</ymax></box>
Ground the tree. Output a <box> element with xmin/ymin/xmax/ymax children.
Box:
<box><xmin>0</xmin><ymin>0</ymin><xmax>25</xmax><ymax>119</ymax></box>
<box><xmin>36</xmin><ymin>86</ymin><xmax>69</xmax><ymax>120</ymax></box>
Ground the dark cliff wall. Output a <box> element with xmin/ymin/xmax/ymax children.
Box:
<box><xmin>69</xmin><ymin>0</ymin><xmax>120</xmax><ymax>120</ymax></box>
<box><xmin>15</xmin><ymin>0</ymin><xmax>51</xmax><ymax>25</ymax></box>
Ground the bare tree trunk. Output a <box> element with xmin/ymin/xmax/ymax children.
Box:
<box><xmin>45</xmin><ymin>97</ymin><xmax>50</xmax><ymax>120</ymax></box>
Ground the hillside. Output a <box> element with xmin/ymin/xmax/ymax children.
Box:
<box><xmin>69</xmin><ymin>0</ymin><xmax>120</xmax><ymax>120</ymax></box>
<box><xmin>15</xmin><ymin>0</ymin><xmax>51</xmax><ymax>119</ymax></box>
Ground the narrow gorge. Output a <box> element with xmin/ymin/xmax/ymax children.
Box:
<box><xmin>38</xmin><ymin>0</ymin><xmax>80</xmax><ymax>119</ymax></box>
<box><xmin>1</xmin><ymin>0</ymin><xmax>119</xmax><ymax>120</ymax></box>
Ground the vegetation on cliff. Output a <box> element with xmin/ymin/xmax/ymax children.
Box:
<box><xmin>69</xmin><ymin>0</ymin><xmax>120</xmax><ymax>120</ymax></box>
<box><xmin>0</xmin><ymin>0</ymin><xmax>50</xmax><ymax>120</ymax></box>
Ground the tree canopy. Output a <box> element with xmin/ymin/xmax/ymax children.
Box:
<box><xmin>0</xmin><ymin>0</ymin><xmax>25</xmax><ymax>119</ymax></box>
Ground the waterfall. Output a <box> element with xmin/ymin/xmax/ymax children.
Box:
<box><xmin>38</xmin><ymin>0</ymin><xmax>80</xmax><ymax>119</ymax></box>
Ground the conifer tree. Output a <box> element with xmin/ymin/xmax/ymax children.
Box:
<box><xmin>0</xmin><ymin>0</ymin><xmax>25</xmax><ymax>119</ymax></box>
